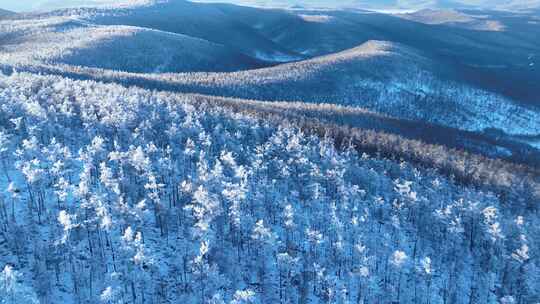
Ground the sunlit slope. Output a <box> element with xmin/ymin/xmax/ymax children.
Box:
<box><xmin>0</xmin><ymin>70</ymin><xmax>538</xmax><ymax>304</ymax></box>
<box><xmin>57</xmin><ymin>40</ymin><xmax>535</xmax><ymax>138</ymax></box>
<box><xmin>38</xmin><ymin>1</ymin><xmax>540</xmax><ymax>104</ymax></box>
<box><xmin>5</xmin><ymin>38</ymin><xmax>537</xmax><ymax>142</ymax></box>
<box><xmin>218</xmin><ymin>7</ymin><xmax>540</xmax><ymax>104</ymax></box>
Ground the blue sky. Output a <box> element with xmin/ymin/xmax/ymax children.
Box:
<box><xmin>0</xmin><ymin>0</ymin><xmax>41</xmax><ymax>11</ymax></box>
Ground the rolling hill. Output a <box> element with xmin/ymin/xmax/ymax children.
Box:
<box><xmin>396</xmin><ymin>9</ymin><xmax>506</xmax><ymax>31</ymax></box>
<box><xmin>0</xmin><ymin>9</ymin><xmax>14</xmax><ymax>21</ymax></box>
<box><xmin>0</xmin><ymin>9</ymin><xmax>14</xmax><ymax>16</ymax></box>
<box><xmin>54</xmin><ymin>25</ymin><xmax>271</xmax><ymax>73</ymax></box>
<box><xmin>161</xmin><ymin>41</ymin><xmax>539</xmax><ymax>138</ymax></box>
<box><xmin>3</xmin><ymin>4</ymin><xmax>539</xmax><ymax>156</ymax></box>
<box><xmin>1</xmin><ymin>2</ymin><xmax>540</xmax><ymax>304</ymax></box>
<box><xmin>192</xmin><ymin>0</ymin><xmax>540</xmax><ymax>11</ymax></box>
<box><xmin>0</xmin><ymin>68</ymin><xmax>539</xmax><ymax>304</ymax></box>
<box><xmin>242</xmin><ymin>8</ymin><xmax>540</xmax><ymax>105</ymax></box>
<box><xmin>25</xmin><ymin>40</ymin><xmax>535</xmax><ymax>140</ymax></box>
<box><xmin>0</xmin><ymin>17</ymin><xmax>269</xmax><ymax>73</ymax></box>
<box><xmin>73</xmin><ymin>0</ymin><xmax>304</xmax><ymax>61</ymax></box>
<box><xmin>29</xmin><ymin>0</ymin><xmax>539</xmax><ymax>105</ymax></box>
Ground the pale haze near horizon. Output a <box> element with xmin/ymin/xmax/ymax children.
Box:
<box><xmin>3</xmin><ymin>0</ymin><xmax>366</xmax><ymax>12</ymax></box>
<box><xmin>1</xmin><ymin>0</ymin><xmax>538</xmax><ymax>12</ymax></box>
<box><xmin>0</xmin><ymin>0</ymin><xmax>65</xmax><ymax>11</ymax></box>
<box><xmin>0</xmin><ymin>0</ymin><xmax>115</xmax><ymax>12</ymax></box>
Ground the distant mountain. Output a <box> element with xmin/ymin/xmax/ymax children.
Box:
<box><xmin>0</xmin><ymin>17</ymin><xmax>269</xmax><ymax>73</ymax></box>
<box><xmin>139</xmin><ymin>40</ymin><xmax>538</xmax><ymax>138</ymax></box>
<box><xmin>0</xmin><ymin>8</ymin><xmax>15</xmax><ymax>16</ymax></box>
<box><xmin>11</xmin><ymin>1</ymin><xmax>538</xmax><ymax>136</ymax></box>
<box><xmin>396</xmin><ymin>9</ymin><xmax>505</xmax><ymax>31</ymax></box>
<box><xmin>30</xmin><ymin>1</ymin><xmax>539</xmax><ymax>104</ymax></box>
<box><xmin>34</xmin><ymin>1</ymin><xmax>532</xmax><ymax>105</ymax></box>
<box><xmin>58</xmin><ymin>0</ymin><xmax>305</xmax><ymax>61</ymax></box>
<box><xmin>57</xmin><ymin>26</ymin><xmax>270</xmax><ymax>73</ymax></box>
<box><xmin>191</xmin><ymin>0</ymin><xmax>540</xmax><ymax>11</ymax></box>
<box><xmin>256</xmin><ymin>8</ymin><xmax>540</xmax><ymax>105</ymax></box>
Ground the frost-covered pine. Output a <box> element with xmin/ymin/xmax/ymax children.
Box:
<box><xmin>0</xmin><ymin>265</ymin><xmax>39</xmax><ymax>304</ymax></box>
<box><xmin>0</xmin><ymin>71</ymin><xmax>536</xmax><ymax>303</ymax></box>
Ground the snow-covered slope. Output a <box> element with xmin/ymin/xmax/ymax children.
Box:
<box><xmin>0</xmin><ymin>71</ymin><xmax>538</xmax><ymax>303</ymax></box>
<box><xmin>61</xmin><ymin>0</ymin><xmax>304</xmax><ymax>61</ymax></box>
<box><xmin>31</xmin><ymin>40</ymin><xmax>536</xmax><ymax>139</ymax></box>
<box><xmin>24</xmin><ymin>1</ymin><xmax>540</xmax><ymax>105</ymax></box>
<box><xmin>0</xmin><ymin>17</ymin><xmax>268</xmax><ymax>73</ymax></box>
<box><xmin>0</xmin><ymin>2</ymin><xmax>539</xmax><ymax>303</ymax></box>
<box><xmin>0</xmin><ymin>9</ymin><xmax>14</xmax><ymax>17</ymax></box>
<box><xmin>192</xmin><ymin>0</ymin><xmax>540</xmax><ymax>11</ymax></box>
<box><xmin>396</xmin><ymin>9</ymin><xmax>506</xmax><ymax>31</ymax></box>
<box><xmin>171</xmin><ymin>41</ymin><xmax>540</xmax><ymax>137</ymax></box>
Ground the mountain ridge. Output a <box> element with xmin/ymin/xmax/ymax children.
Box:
<box><xmin>0</xmin><ymin>17</ymin><xmax>271</xmax><ymax>73</ymax></box>
<box><xmin>0</xmin><ymin>8</ymin><xmax>15</xmax><ymax>17</ymax></box>
<box><xmin>191</xmin><ymin>0</ymin><xmax>540</xmax><ymax>11</ymax></box>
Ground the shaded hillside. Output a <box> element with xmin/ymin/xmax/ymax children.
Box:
<box><xmin>0</xmin><ymin>17</ymin><xmax>269</xmax><ymax>73</ymax></box>
<box><xmin>215</xmin><ymin>5</ymin><xmax>540</xmax><ymax>105</ymax></box>
<box><xmin>64</xmin><ymin>0</ymin><xmax>304</xmax><ymax>61</ymax></box>
<box><xmin>0</xmin><ymin>9</ymin><xmax>14</xmax><ymax>17</ymax></box>
<box><xmin>56</xmin><ymin>26</ymin><xmax>270</xmax><ymax>73</ymax></box>
<box><xmin>152</xmin><ymin>41</ymin><xmax>539</xmax><ymax>139</ymax></box>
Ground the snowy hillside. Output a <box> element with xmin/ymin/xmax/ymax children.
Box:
<box><xmin>0</xmin><ymin>1</ymin><xmax>539</xmax><ymax>304</ymax></box>
<box><xmin>156</xmin><ymin>41</ymin><xmax>539</xmax><ymax>137</ymax></box>
<box><xmin>26</xmin><ymin>0</ymin><xmax>540</xmax><ymax>105</ymax></box>
<box><xmin>0</xmin><ymin>17</ymin><xmax>267</xmax><ymax>73</ymax></box>
<box><xmin>13</xmin><ymin>39</ymin><xmax>535</xmax><ymax>139</ymax></box>
<box><xmin>396</xmin><ymin>9</ymin><xmax>506</xmax><ymax>31</ymax></box>
<box><xmin>191</xmin><ymin>0</ymin><xmax>540</xmax><ymax>11</ymax></box>
<box><xmin>0</xmin><ymin>9</ymin><xmax>14</xmax><ymax>17</ymax></box>
<box><xmin>0</xmin><ymin>72</ymin><xmax>538</xmax><ymax>303</ymax></box>
<box><xmin>56</xmin><ymin>27</ymin><xmax>269</xmax><ymax>73</ymax></box>
<box><xmin>68</xmin><ymin>0</ymin><xmax>304</xmax><ymax>61</ymax></box>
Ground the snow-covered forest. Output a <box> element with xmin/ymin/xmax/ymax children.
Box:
<box><xmin>0</xmin><ymin>72</ymin><xmax>538</xmax><ymax>303</ymax></box>
<box><xmin>1</xmin><ymin>1</ymin><xmax>539</xmax><ymax>303</ymax></box>
<box><xmin>3</xmin><ymin>19</ymin><xmax>538</xmax><ymax>138</ymax></box>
